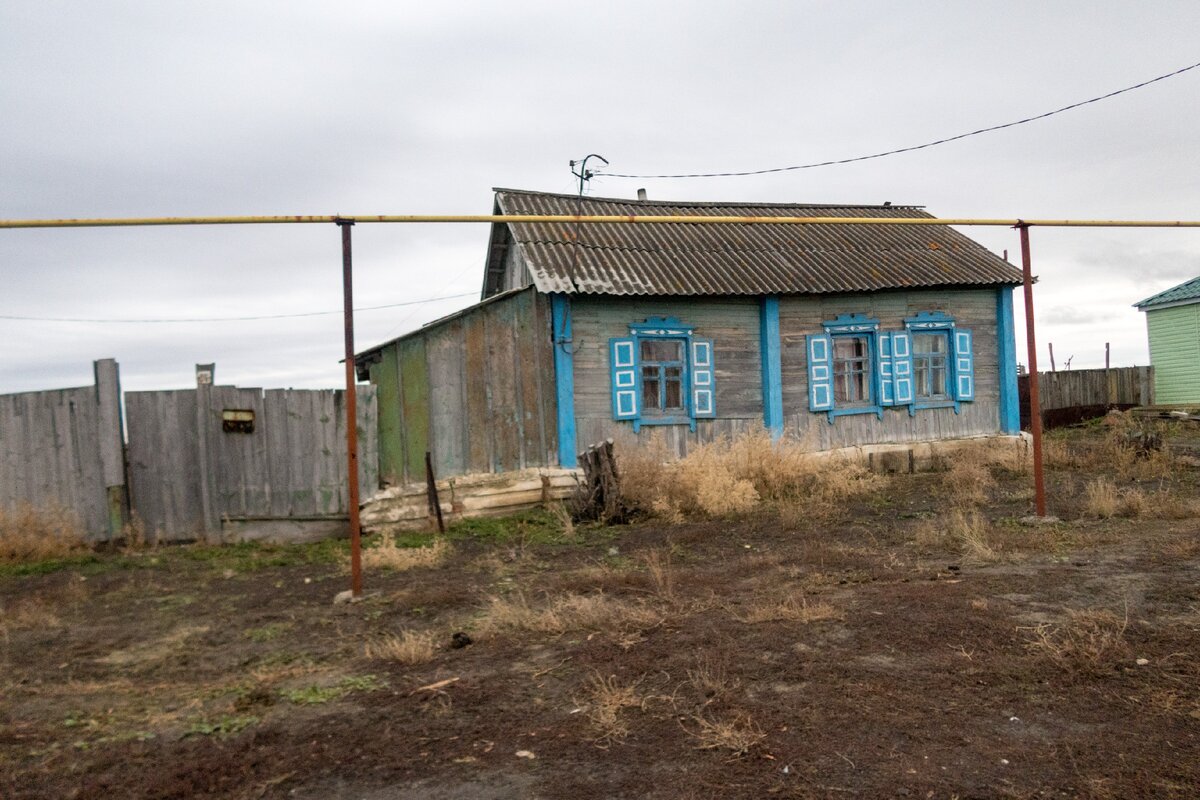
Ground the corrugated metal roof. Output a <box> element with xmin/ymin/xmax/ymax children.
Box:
<box><xmin>493</xmin><ymin>188</ymin><xmax>1023</xmax><ymax>296</ymax></box>
<box><xmin>1134</xmin><ymin>275</ymin><xmax>1200</xmax><ymax>309</ymax></box>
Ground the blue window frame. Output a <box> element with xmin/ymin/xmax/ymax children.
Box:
<box><xmin>808</xmin><ymin>310</ymin><xmax>974</xmax><ymax>421</ymax></box>
<box><xmin>904</xmin><ymin>311</ymin><xmax>976</xmax><ymax>411</ymax></box>
<box><xmin>609</xmin><ymin>317</ymin><xmax>715</xmax><ymax>431</ymax></box>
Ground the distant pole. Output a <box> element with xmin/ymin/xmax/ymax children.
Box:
<box><xmin>1105</xmin><ymin>342</ymin><xmax>1111</xmax><ymax>370</ymax></box>
<box><xmin>337</xmin><ymin>219</ymin><xmax>363</xmax><ymax>598</ymax></box>
<box><xmin>1048</xmin><ymin>342</ymin><xmax>1056</xmax><ymax>372</ymax></box>
<box><xmin>1018</xmin><ymin>224</ymin><xmax>1047</xmax><ymax>517</ymax></box>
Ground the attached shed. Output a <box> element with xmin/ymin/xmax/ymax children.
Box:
<box><xmin>1135</xmin><ymin>276</ymin><xmax>1200</xmax><ymax>405</ymax></box>
<box><xmin>357</xmin><ymin>188</ymin><xmax>1024</xmax><ymax>491</ymax></box>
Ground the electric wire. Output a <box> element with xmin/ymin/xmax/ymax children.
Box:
<box><xmin>598</xmin><ymin>59</ymin><xmax>1200</xmax><ymax>180</ymax></box>
<box><xmin>0</xmin><ymin>291</ymin><xmax>477</xmax><ymax>324</ymax></box>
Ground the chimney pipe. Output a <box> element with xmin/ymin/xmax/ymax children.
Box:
<box><xmin>637</xmin><ymin>188</ymin><xmax>647</xmax><ymax>201</ymax></box>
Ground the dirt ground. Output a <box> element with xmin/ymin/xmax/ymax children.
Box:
<box><xmin>3</xmin><ymin>426</ymin><xmax>1200</xmax><ymax>799</ymax></box>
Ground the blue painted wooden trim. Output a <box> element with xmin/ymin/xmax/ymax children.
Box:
<box><xmin>551</xmin><ymin>293</ymin><xmax>578</xmax><ymax>467</ymax></box>
<box><xmin>996</xmin><ymin>287</ymin><xmax>1020</xmax><ymax>434</ymax></box>
<box><xmin>760</xmin><ymin>296</ymin><xmax>784</xmax><ymax>439</ymax></box>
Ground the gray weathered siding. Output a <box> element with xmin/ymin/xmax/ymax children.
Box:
<box><xmin>126</xmin><ymin>385</ymin><xmax>377</xmax><ymax>541</ymax></box>
<box><xmin>570</xmin><ymin>289</ymin><xmax>1002</xmax><ymax>457</ymax></box>
<box><xmin>571</xmin><ymin>296</ymin><xmax>763</xmax><ymax>456</ymax></box>
<box><xmin>0</xmin><ymin>360</ymin><xmax>124</xmax><ymax>539</ymax></box>
<box><xmin>781</xmin><ymin>288</ymin><xmax>1001</xmax><ymax>449</ymax></box>
<box><xmin>365</xmin><ymin>287</ymin><xmax>557</xmax><ymax>484</ymax></box>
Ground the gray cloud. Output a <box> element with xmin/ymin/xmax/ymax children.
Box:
<box><xmin>4</xmin><ymin>1</ymin><xmax>1200</xmax><ymax>390</ymax></box>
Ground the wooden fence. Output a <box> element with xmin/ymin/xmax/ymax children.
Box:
<box><xmin>126</xmin><ymin>383</ymin><xmax>377</xmax><ymax>542</ymax></box>
<box><xmin>1019</xmin><ymin>366</ymin><xmax>1154</xmax><ymax>429</ymax></box>
<box><xmin>0</xmin><ymin>359</ymin><xmax>126</xmax><ymax>539</ymax></box>
<box><xmin>2</xmin><ymin>360</ymin><xmax>378</xmax><ymax>543</ymax></box>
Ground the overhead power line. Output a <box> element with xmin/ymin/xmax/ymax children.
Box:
<box><xmin>0</xmin><ymin>291</ymin><xmax>477</xmax><ymax>324</ymax></box>
<box><xmin>599</xmin><ymin>59</ymin><xmax>1200</xmax><ymax>180</ymax></box>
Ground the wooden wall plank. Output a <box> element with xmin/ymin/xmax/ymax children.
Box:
<box><xmin>398</xmin><ymin>338</ymin><xmax>430</xmax><ymax>483</ymax></box>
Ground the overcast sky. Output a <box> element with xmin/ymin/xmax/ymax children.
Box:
<box><xmin>3</xmin><ymin>1</ymin><xmax>1199</xmax><ymax>393</ymax></box>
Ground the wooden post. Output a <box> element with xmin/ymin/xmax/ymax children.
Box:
<box><xmin>1048</xmin><ymin>342</ymin><xmax>1056</xmax><ymax>372</ymax></box>
<box><xmin>1018</xmin><ymin>224</ymin><xmax>1047</xmax><ymax>517</ymax></box>
<box><xmin>94</xmin><ymin>359</ymin><xmax>128</xmax><ymax>541</ymax></box>
<box><xmin>425</xmin><ymin>451</ymin><xmax>445</xmax><ymax>533</ymax></box>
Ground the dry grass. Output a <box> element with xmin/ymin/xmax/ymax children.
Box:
<box><xmin>476</xmin><ymin>591</ymin><xmax>661</xmax><ymax>638</ymax></box>
<box><xmin>0</xmin><ymin>598</ymin><xmax>63</xmax><ymax>634</ymax></box>
<box><xmin>1081</xmin><ymin>477</ymin><xmax>1200</xmax><ymax>520</ymax></box>
<box><xmin>913</xmin><ymin>509</ymin><xmax>998</xmax><ymax>562</ymax></box>
<box><xmin>685</xmin><ymin>711</ymin><xmax>766</xmax><ymax>757</ymax></box>
<box><xmin>578</xmin><ymin>672</ymin><xmax>643</xmax><ymax>744</ymax></box>
<box><xmin>361</xmin><ymin>535</ymin><xmax>451</xmax><ymax>572</ymax></box>
<box><xmin>616</xmin><ymin>431</ymin><xmax>883</xmax><ymax>522</ymax></box>
<box><xmin>0</xmin><ymin>503</ymin><xmax>89</xmax><ymax>564</ymax></box>
<box><xmin>732</xmin><ymin>595</ymin><xmax>841</xmax><ymax>625</ymax></box>
<box><xmin>640</xmin><ymin>547</ymin><xmax>676</xmax><ymax>602</ymax></box>
<box><xmin>363</xmin><ymin>630</ymin><xmax>438</xmax><ymax>665</ymax></box>
<box><xmin>1083</xmin><ymin>478</ymin><xmax>1121</xmax><ymax>518</ymax></box>
<box><xmin>1026</xmin><ymin>606</ymin><xmax>1131</xmax><ymax>675</ymax></box>
<box><xmin>686</xmin><ymin>657</ymin><xmax>740</xmax><ymax>701</ymax></box>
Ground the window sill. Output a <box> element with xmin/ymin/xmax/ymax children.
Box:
<box><xmin>914</xmin><ymin>400</ymin><xmax>960</xmax><ymax>414</ymax></box>
<box><xmin>826</xmin><ymin>405</ymin><xmax>883</xmax><ymax>423</ymax></box>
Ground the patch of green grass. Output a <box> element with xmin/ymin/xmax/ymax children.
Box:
<box><xmin>243</xmin><ymin>622</ymin><xmax>292</xmax><ymax>642</ymax></box>
<box><xmin>185</xmin><ymin>714</ymin><xmax>259</xmax><ymax>738</ymax></box>
<box><xmin>448</xmin><ymin>507</ymin><xmax>574</xmax><ymax>545</ymax></box>
<box><xmin>178</xmin><ymin>538</ymin><xmax>351</xmax><ymax>573</ymax></box>
<box><xmin>280</xmin><ymin>674</ymin><xmax>386</xmax><ymax>705</ymax></box>
<box><xmin>0</xmin><ymin>551</ymin><xmax>155</xmax><ymax>577</ymax></box>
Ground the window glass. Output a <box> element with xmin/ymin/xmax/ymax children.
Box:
<box><xmin>832</xmin><ymin>335</ymin><xmax>871</xmax><ymax>404</ymax></box>
<box><xmin>641</xmin><ymin>366</ymin><xmax>660</xmax><ymax>408</ymax></box>
<box><xmin>641</xmin><ymin>339</ymin><xmax>683</xmax><ymax>362</ymax></box>
<box><xmin>913</xmin><ymin>332</ymin><xmax>949</xmax><ymax>399</ymax></box>
<box><xmin>640</xmin><ymin>338</ymin><xmax>687</xmax><ymax>413</ymax></box>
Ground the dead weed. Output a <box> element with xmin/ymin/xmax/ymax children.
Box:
<box><xmin>578</xmin><ymin>672</ymin><xmax>643</xmax><ymax>744</ymax></box>
<box><xmin>1026</xmin><ymin>606</ymin><xmax>1131</xmax><ymax>675</ymax></box>
<box><xmin>684</xmin><ymin>711</ymin><xmax>766</xmax><ymax>757</ymax></box>
<box><xmin>361</xmin><ymin>535</ymin><xmax>451</xmax><ymax>572</ymax></box>
<box><xmin>0</xmin><ymin>502</ymin><xmax>90</xmax><ymax>563</ymax></box>
<box><xmin>476</xmin><ymin>591</ymin><xmax>661</xmax><ymax>638</ymax></box>
<box><xmin>363</xmin><ymin>630</ymin><xmax>438</xmax><ymax>664</ymax></box>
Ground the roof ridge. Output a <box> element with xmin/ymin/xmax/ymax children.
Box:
<box><xmin>492</xmin><ymin>187</ymin><xmax>925</xmax><ymax>211</ymax></box>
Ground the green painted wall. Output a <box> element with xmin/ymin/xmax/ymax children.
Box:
<box><xmin>1146</xmin><ymin>303</ymin><xmax>1200</xmax><ymax>404</ymax></box>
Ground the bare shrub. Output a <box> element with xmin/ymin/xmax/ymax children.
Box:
<box><xmin>477</xmin><ymin>591</ymin><xmax>660</xmax><ymax>638</ymax></box>
<box><xmin>733</xmin><ymin>595</ymin><xmax>840</xmax><ymax>625</ymax></box>
<box><xmin>686</xmin><ymin>711</ymin><xmax>766</xmax><ymax>757</ymax></box>
<box><xmin>615</xmin><ymin>431</ymin><xmax>882</xmax><ymax>522</ymax></box>
<box><xmin>0</xmin><ymin>503</ymin><xmax>89</xmax><ymax>564</ymax></box>
<box><xmin>361</xmin><ymin>535</ymin><xmax>451</xmax><ymax>572</ymax></box>
<box><xmin>363</xmin><ymin>630</ymin><xmax>438</xmax><ymax>664</ymax></box>
<box><xmin>578</xmin><ymin>672</ymin><xmax>642</xmax><ymax>744</ymax></box>
<box><xmin>1026</xmin><ymin>607</ymin><xmax>1130</xmax><ymax>674</ymax></box>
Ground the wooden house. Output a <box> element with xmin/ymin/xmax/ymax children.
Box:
<box><xmin>1135</xmin><ymin>276</ymin><xmax>1200</xmax><ymax>405</ymax></box>
<box><xmin>356</xmin><ymin>189</ymin><xmax>1024</xmax><ymax>494</ymax></box>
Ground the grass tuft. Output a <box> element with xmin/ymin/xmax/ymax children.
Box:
<box><xmin>361</xmin><ymin>534</ymin><xmax>451</xmax><ymax>572</ymax></box>
<box><xmin>578</xmin><ymin>672</ymin><xmax>642</xmax><ymax>744</ymax></box>
<box><xmin>476</xmin><ymin>591</ymin><xmax>660</xmax><ymax>638</ymax></box>
<box><xmin>363</xmin><ymin>630</ymin><xmax>438</xmax><ymax>664</ymax></box>
<box><xmin>1026</xmin><ymin>607</ymin><xmax>1131</xmax><ymax>675</ymax></box>
<box><xmin>685</xmin><ymin>711</ymin><xmax>765</xmax><ymax>757</ymax></box>
<box><xmin>0</xmin><ymin>503</ymin><xmax>90</xmax><ymax>564</ymax></box>
<box><xmin>732</xmin><ymin>595</ymin><xmax>841</xmax><ymax>625</ymax></box>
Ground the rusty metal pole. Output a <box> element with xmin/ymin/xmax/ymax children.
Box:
<box><xmin>1018</xmin><ymin>223</ymin><xmax>1047</xmax><ymax>517</ymax></box>
<box><xmin>337</xmin><ymin>219</ymin><xmax>363</xmax><ymax>597</ymax></box>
